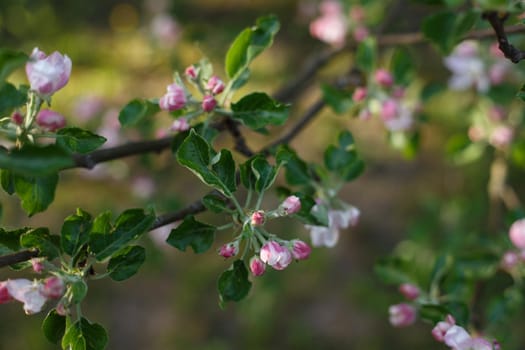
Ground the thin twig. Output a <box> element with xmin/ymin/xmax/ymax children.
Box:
<box><xmin>223</xmin><ymin>118</ymin><xmax>255</xmax><ymax>157</ymax></box>
<box><xmin>483</xmin><ymin>12</ymin><xmax>525</xmax><ymax>63</ymax></box>
<box><xmin>0</xmin><ymin>249</ymin><xmax>39</xmax><ymax>267</ymax></box>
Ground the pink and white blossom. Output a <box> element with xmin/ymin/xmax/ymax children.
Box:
<box><xmin>501</xmin><ymin>250</ymin><xmax>520</xmax><ymax>271</ymax></box>
<box><xmin>489</xmin><ymin>125</ymin><xmax>513</xmax><ymax>148</ymax></box>
<box><xmin>432</xmin><ymin>314</ymin><xmax>456</xmax><ymax>342</ymax></box>
<box><xmin>159</xmin><ymin>83</ymin><xmax>186</xmax><ymax>111</ymax></box>
<box><xmin>40</xmin><ymin>277</ymin><xmax>65</xmax><ymax>299</ymax></box>
<box><xmin>249</xmin><ymin>255</ymin><xmax>266</xmax><ymax>276</ymax></box>
<box><xmin>280</xmin><ymin>195</ymin><xmax>301</xmax><ymax>215</ymax></box>
<box><xmin>509</xmin><ymin>218</ymin><xmax>525</xmax><ymax>249</ymax></box>
<box><xmin>171</xmin><ymin>118</ymin><xmax>190</xmax><ymax>132</ymax></box>
<box><xmin>260</xmin><ymin>241</ymin><xmax>293</xmax><ymax>270</ymax></box>
<box><xmin>310</xmin><ymin>1</ymin><xmax>347</xmax><ymax>47</ymax></box>
<box><xmin>444</xmin><ymin>41</ymin><xmax>490</xmax><ymax>93</ymax></box>
<box><xmin>6</xmin><ymin>279</ymin><xmax>47</xmax><ymax>315</ymax></box>
<box><xmin>36</xmin><ymin>109</ymin><xmax>66</xmax><ymax>131</ymax></box>
<box><xmin>305</xmin><ymin>206</ymin><xmax>360</xmax><ymax>247</ymax></box>
<box><xmin>443</xmin><ymin>325</ymin><xmax>493</xmax><ymax>350</ymax></box>
<box><xmin>150</xmin><ymin>13</ymin><xmax>180</xmax><ymax>48</ymax></box>
<box><xmin>388</xmin><ymin>303</ymin><xmax>416</xmax><ymax>327</ymax></box>
<box><xmin>25</xmin><ymin>47</ymin><xmax>72</xmax><ymax>97</ymax></box>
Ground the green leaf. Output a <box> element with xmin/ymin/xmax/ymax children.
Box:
<box><xmin>202</xmin><ymin>193</ymin><xmax>231</xmax><ymax>213</ymax></box>
<box><xmin>13</xmin><ymin>173</ymin><xmax>58</xmax><ymax>216</ymax></box>
<box><xmin>422</xmin><ymin>10</ymin><xmax>479</xmax><ymax>54</ymax></box>
<box><xmin>375</xmin><ymin>257</ymin><xmax>414</xmax><ymax>285</ymax></box>
<box><xmin>118</xmin><ymin>98</ymin><xmax>160</xmax><ymax>127</ymax></box>
<box><xmin>276</xmin><ymin>146</ymin><xmax>312</xmax><ymax>186</ymax></box>
<box><xmin>225</xmin><ymin>15</ymin><xmax>280</xmax><ymax>81</ymax></box>
<box><xmin>89</xmin><ymin>209</ymin><xmax>155</xmax><ymax>261</ymax></box>
<box><xmin>355</xmin><ymin>38</ymin><xmax>376</xmax><ymax>73</ymax></box>
<box><xmin>92</xmin><ymin>211</ymin><xmax>112</xmax><ymax>235</ymax></box>
<box><xmin>56</xmin><ymin>128</ymin><xmax>106</xmax><ymax>154</ymax></box>
<box><xmin>0</xmin><ymin>49</ymin><xmax>27</xmax><ymax>83</ymax></box>
<box><xmin>0</xmin><ymin>145</ymin><xmax>73</xmax><ymax>176</ymax></box>
<box><xmin>166</xmin><ymin>215</ymin><xmax>215</xmax><ymax>254</ymax></box>
<box><xmin>517</xmin><ymin>84</ymin><xmax>525</xmax><ymax>102</ymax></box>
<box><xmin>70</xmin><ymin>280</ymin><xmax>88</xmax><ymax>304</ymax></box>
<box><xmin>419</xmin><ymin>304</ymin><xmax>451</xmax><ymax>323</ymax></box>
<box><xmin>218</xmin><ymin>260</ymin><xmax>252</xmax><ymax>303</ymax></box>
<box><xmin>176</xmin><ymin>129</ymin><xmax>237</xmax><ymax>196</ymax></box>
<box><xmin>107</xmin><ymin>245</ymin><xmax>146</xmax><ymax>281</ymax></box>
<box><xmin>0</xmin><ymin>227</ymin><xmax>29</xmax><ymax>251</ymax></box>
<box><xmin>61</xmin><ymin>208</ymin><xmax>92</xmax><ymax>256</ymax></box>
<box><xmin>251</xmin><ymin>156</ymin><xmax>278</xmax><ymax>193</ymax></box>
<box><xmin>42</xmin><ymin>310</ymin><xmax>66</xmax><ymax>345</ymax></box>
<box><xmin>391</xmin><ymin>48</ymin><xmax>414</xmax><ymax>85</ymax></box>
<box><xmin>1</xmin><ymin>169</ymin><xmax>16</xmax><ymax>195</ymax></box>
<box><xmin>239</xmin><ymin>157</ymin><xmax>257</xmax><ymax>191</ymax></box>
<box><xmin>320</xmin><ymin>84</ymin><xmax>354</xmax><ymax>114</ymax></box>
<box><xmin>20</xmin><ymin>227</ymin><xmax>60</xmax><ymax>259</ymax></box>
<box><xmin>0</xmin><ymin>82</ymin><xmax>27</xmax><ymax>116</ymax></box>
<box><xmin>324</xmin><ymin>131</ymin><xmax>365</xmax><ymax>181</ymax></box>
<box><xmin>290</xmin><ymin>193</ymin><xmax>324</xmax><ymax>225</ymax></box>
<box><xmin>62</xmin><ymin>317</ymin><xmax>108</xmax><ymax>350</ymax></box>
<box><xmin>231</xmin><ymin>92</ymin><xmax>289</xmax><ymax>130</ymax></box>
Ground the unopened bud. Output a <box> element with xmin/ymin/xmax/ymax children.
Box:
<box><xmin>218</xmin><ymin>242</ymin><xmax>238</xmax><ymax>258</ymax></box>
<box><xmin>0</xmin><ymin>281</ymin><xmax>13</xmax><ymax>304</ymax></box>
<box><xmin>249</xmin><ymin>256</ymin><xmax>266</xmax><ymax>276</ymax></box>
<box><xmin>374</xmin><ymin>69</ymin><xmax>394</xmax><ymax>87</ymax></box>
<box><xmin>280</xmin><ymin>195</ymin><xmax>301</xmax><ymax>215</ymax></box>
<box><xmin>159</xmin><ymin>83</ymin><xmax>186</xmax><ymax>112</ymax></box>
<box><xmin>31</xmin><ymin>259</ymin><xmax>45</xmax><ymax>274</ymax></box>
<box><xmin>250</xmin><ymin>210</ymin><xmax>265</xmax><ymax>226</ymax></box>
<box><xmin>510</xmin><ymin>218</ymin><xmax>525</xmax><ymax>249</ymax></box>
<box><xmin>171</xmin><ymin>118</ymin><xmax>190</xmax><ymax>132</ymax></box>
<box><xmin>398</xmin><ymin>283</ymin><xmax>420</xmax><ymax>300</ymax></box>
<box><xmin>11</xmin><ymin>111</ymin><xmax>23</xmax><ymax>125</ymax></box>
<box><xmin>36</xmin><ymin>109</ymin><xmax>66</xmax><ymax>131</ymax></box>
<box><xmin>388</xmin><ymin>303</ymin><xmax>416</xmax><ymax>327</ymax></box>
<box><xmin>206</xmin><ymin>76</ymin><xmax>225</xmax><ymax>95</ymax></box>
<box><xmin>40</xmin><ymin>277</ymin><xmax>65</xmax><ymax>299</ymax></box>
<box><xmin>291</xmin><ymin>239</ymin><xmax>311</xmax><ymax>260</ymax></box>
<box><xmin>202</xmin><ymin>95</ymin><xmax>217</xmax><ymax>112</ymax></box>
<box><xmin>352</xmin><ymin>87</ymin><xmax>367</xmax><ymax>102</ymax></box>
<box><xmin>185</xmin><ymin>65</ymin><xmax>197</xmax><ymax>80</ymax></box>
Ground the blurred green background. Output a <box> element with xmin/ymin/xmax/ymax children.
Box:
<box><xmin>0</xmin><ymin>0</ymin><xmax>524</xmax><ymax>349</ymax></box>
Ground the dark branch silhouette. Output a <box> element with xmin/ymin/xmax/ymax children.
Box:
<box><xmin>483</xmin><ymin>11</ymin><xmax>525</xmax><ymax>64</ymax></box>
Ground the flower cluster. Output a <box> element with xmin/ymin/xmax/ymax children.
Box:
<box><xmin>0</xmin><ymin>277</ymin><xmax>65</xmax><ymax>315</ymax></box>
<box><xmin>352</xmin><ymin>68</ymin><xmax>418</xmax><ymax>134</ymax></box>
<box><xmin>388</xmin><ymin>283</ymin><xmax>420</xmax><ymax>327</ymax></box>
<box><xmin>159</xmin><ymin>63</ymin><xmax>227</xmax><ymax>132</ymax></box>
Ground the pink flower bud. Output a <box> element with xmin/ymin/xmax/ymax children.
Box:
<box><xmin>185</xmin><ymin>65</ymin><xmax>198</xmax><ymax>80</ymax></box>
<box><xmin>352</xmin><ymin>87</ymin><xmax>367</xmax><ymax>102</ymax></box>
<box><xmin>388</xmin><ymin>303</ymin><xmax>416</xmax><ymax>327</ymax></box>
<box><xmin>171</xmin><ymin>118</ymin><xmax>190</xmax><ymax>132</ymax></box>
<box><xmin>291</xmin><ymin>240</ymin><xmax>311</xmax><ymax>260</ymax></box>
<box><xmin>0</xmin><ymin>281</ymin><xmax>13</xmax><ymax>304</ymax></box>
<box><xmin>309</xmin><ymin>13</ymin><xmax>347</xmax><ymax>47</ymax></box>
<box><xmin>432</xmin><ymin>315</ymin><xmax>456</xmax><ymax>342</ymax></box>
<box><xmin>249</xmin><ymin>255</ymin><xmax>266</xmax><ymax>276</ymax></box>
<box><xmin>202</xmin><ymin>95</ymin><xmax>217</xmax><ymax>112</ymax></box>
<box><xmin>501</xmin><ymin>250</ymin><xmax>519</xmax><ymax>271</ymax></box>
<box><xmin>11</xmin><ymin>111</ymin><xmax>23</xmax><ymax>125</ymax></box>
<box><xmin>489</xmin><ymin>63</ymin><xmax>507</xmax><ymax>85</ymax></box>
<box><xmin>374</xmin><ymin>69</ymin><xmax>394</xmax><ymax>87</ymax></box>
<box><xmin>206</xmin><ymin>76</ymin><xmax>225</xmax><ymax>95</ymax></box>
<box><xmin>218</xmin><ymin>242</ymin><xmax>238</xmax><ymax>258</ymax></box>
<box><xmin>36</xmin><ymin>109</ymin><xmax>66</xmax><ymax>131</ymax></box>
<box><xmin>250</xmin><ymin>210</ymin><xmax>266</xmax><ymax>226</ymax></box>
<box><xmin>398</xmin><ymin>283</ymin><xmax>420</xmax><ymax>300</ymax></box>
<box><xmin>281</xmin><ymin>195</ymin><xmax>301</xmax><ymax>215</ymax></box>
<box><xmin>40</xmin><ymin>277</ymin><xmax>65</xmax><ymax>299</ymax></box>
<box><xmin>510</xmin><ymin>219</ymin><xmax>525</xmax><ymax>249</ymax></box>
<box><xmin>31</xmin><ymin>259</ymin><xmax>45</xmax><ymax>274</ymax></box>
<box><xmin>392</xmin><ymin>86</ymin><xmax>406</xmax><ymax>99</ymax></box>
<box><xmin>380</xmin><ymin>99</ymin><xmax>398</xmax><ymax>121</ymax></box>
<box><xmin>25</xmin><ymin>47</ymin><xmax>72</xmax><ymax>97</ymax></box>
<box><xmin>159</xmin><ymin>83</ymin><xmax>186</xmax><ymax>112</ymax></box>
<box><xmin>260</xmin><ymin>241</ymin><xmax>292</xmax><ymax>270</ymax></box>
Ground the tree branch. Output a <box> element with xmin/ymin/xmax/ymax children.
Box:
<box><xmin>483</xmin><ymin>11</ymin><xmax>525</xmax><ymax>63</ymax></box>
<box><xmin>0</xmin><ymin>249</ymin><xmax>39</xmax><ymax>267</ymax></box>
<box><xmin>222</xmin><ymin>117</ymin><xmax>255</xmax><ymax>157</ymax></box>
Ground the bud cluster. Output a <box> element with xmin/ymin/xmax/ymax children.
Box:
<box><xmin>431</xmin><ymin>315</ymin><xmax>498</xmax><ymax>350</ymax></box>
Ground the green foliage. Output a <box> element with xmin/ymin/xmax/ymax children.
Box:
<box><xmin>422</xmin><ymin>10</ymin><xmax>479</xmax><ymax>53</ymax></box>
<box><xmin>355</xmin><ymin>38</ymin><xmax>377</xmax><ymax>73</ymax></box>
<box><xmin>20</xmin><ymin>227</ymin><xmax>60</xmax><ymax>259</ymax></box>
<box><xmin>324</xmin><ymin>131</ymin><xmax>365</xmax><ymax>181</ymax></box>
<box><xmin>218</xmin><ymin>260</ymin><xmax>252</xmax><ymax>304</ymax></box>
<box><xmin>0</xmin><ymin>49</ymin><xmax>27</xmax><ymax>83</ymax></box>
<box><xmin>61</xmin><ymin>208</ymin><xmax>92</xmax><ymax>257</ymax></box>
<box><xmin>0</xmin><ymin>82</ymin><xmax>27</xmax><ymax>116</ymax></box>
<box><xmin>225</xmin><ymin>15</ymin><xmax>280</xmax><ymax>89</ymax></box>
<box><xmin>42</xmin><ymin>310</ymin><xmax>66</xmax><ymax>345</ymax></box>
<box><xmin>231</xmin><ymin>92</ymin><xmax>289</xmax><ymax>130</ymax></box>
<box><xmin>166</xmin><ymin>215</ymin><xmax>216</xmax><ymax>253</ymax></box>
<box><xmin>107</xmin><ymin>245</ymin><xmax>146</xmax><ymax>281</ymax></box>
<box><xmin>56</xmin><ymin>128</ymin><xmax>106</xmax><ymax>154</ymax></box>
<box><xmin>61</xmin><ymin>317</ymin><xmax>108</xmax><ymax>350</ymax></box>
<box><xmin>320</xmin><ymin>84</ymin><xmax>354</xmax><ymax>114</ymax></box>
<box><xmin>12</xmin><ymin>173</ymin><xmax>59</xmax><ymax>216</ymax></box>
<box><xmin>251</xmin><ymin>156</ymin><xmax>278</xmax><ymax>193</ymax></box>
<box><xmin>276</xmin><ymin>146</ymin><xmax>312</xmax><ymax>186</ymax></box>
<box><xmin>0</xmin><ymin>145</ymin><xmax>73</xmax><ymax>175</ymax></box>
<box><xmin>176</xmin><ymin>129</ymin><xmax>237</xmax><ymax>196</ymax></box>
<box><xmin>118</xmin><ymin>98</ymin><xmax>160</xmax><ymax>127</ymax></box>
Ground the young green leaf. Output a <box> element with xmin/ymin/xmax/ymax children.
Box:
<box><xmin>42</xmin><ymin>310</ymin><xmax>66</xmax><ymax>345</ymax></box>
<box><xmin>70</xmin><ymin>280</ymin><xmax>88</xmax><ymax>304</ymax></box>
<box><xmin>20</xmin><ymin>227</ymin><xmax>61</xmax><ymax>259</ymax></box>
<box><xmin>422</xmin><ymin>10</ymin><xmax>479</xmax><ymax>54</ymax></box>
<box><xmin>61</xmin><ymin>208</ymin><xmax>92</xmax><ymax>256</ymax></box>
<box><xmin>202</xmin><ymin>193</ymin><xmax>231</xmax><ymax>213</ymax></box>
<box><xmin>324</xmin><ymin>131</ymin><xmax>365</xmax><ymax>181</ymax></box>
<box><xmin>355</xmin><ymin>38</ymin><xmax>376</xmax><ymax>73</ymax></box>
<box><xmin>107</xmin><ymin>245</ymin><xmax>146</xmax><ymax>281</ymax></box>
<box><xmin>89</xmin><ymin>209</ymin><xmax>155</xmax><ymax>261</ymax></box>
<box><xmin>218</xmin><ymin>260</ymin><xmax>252</xmax><ymax>303</ymax></box>
<box><xmin>57</xmin><ymin>128</ymin><xmax>106</xmax><ymax>154</ymax></box>
<box><xmin>391</xmin><ymin>48</ymin><xmax>414</xmax><ymax>86</ymax></box>
<box><xmin>166</xmin><ymin>215</ymin><xmax>215</xmax><ymax>253</ymax></box>
<box><xmin>62</xmin><ymin>317</ymin><xmax>108</xmax><ymax>350</ymax></box>
<box><xmin>0</xmin><ymin>82</ymin><xmax>27</xmax><ymax>116</ymax></box>
<box><xmin>251</xmin><ymin>156</ymin><xmax>278</xmax><ymax>193</ymax></box>
<box><xmin>320</xmin><ymin>84</ymin><xmax>354</xmax><ymax>114</ymax></box>
<box><xmin>0</xmin><ymin>145</ymin><xmax>73</xmax><ymax>176</ymax></box>
<box><xmin>176</xmin><ymin>129</ymin><xmax>237</xmax><ymax>196</ymax></box>
<box><xmin>276</xmin><ymin>146</ymin><xmax>312</xmax><ymax>186</ymax></box>
<box><xmin>0</xmin><ymin>49</ymin><xmax>27</xmax><ymax>83</ymax></box>
<box><xmin>118</xmin><ymin>98</ymin><xmax>160</xmax><ymax>127</ymax></box>
<box><xmin>13</xmin><ymin>173</ymin><xmax>59</xmax><ymax>216</ymax></box>
<box><xmin>225</xmin><ymin>15</ymin><xmax>280</xmax><ymax>81</ymax></box>
<box><xmin>231</xmin><ymin>92</ymin><xmax>289</xmax><ymax>130</ymax></box>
